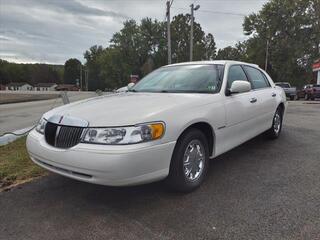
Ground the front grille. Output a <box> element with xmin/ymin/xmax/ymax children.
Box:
<box><xmin>45</xmin><ymin>122</ymin><xmax>84</xmax><ymax>149</ymax></box>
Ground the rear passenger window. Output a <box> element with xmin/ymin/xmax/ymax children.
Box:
<box><xmin>227</xmin><ymin>65</ymin><xmax>248</xmax><ymax>89</ymax></box>
<box><xmin>243</xmin><ymin>66</ymin><xmax>270</xmax><ymax>89</ymax></box>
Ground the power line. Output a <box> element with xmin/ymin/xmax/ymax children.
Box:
<box><xmin>172</xmin><ymin>7</ymin><xmax>246</xmax><ymax>17</ymax></box>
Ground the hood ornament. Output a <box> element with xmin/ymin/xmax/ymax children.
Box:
<box><xmin>47</xmin><ymin>115</ymin><xmax>89</xmax><ymax>127</ymax></box>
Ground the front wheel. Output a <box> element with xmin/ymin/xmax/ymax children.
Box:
<box><xmin>167</xmin><ymin>129</ymin><xmax>209</xmax><ymax>192</ymax></box>
<box><xmin>267</xmin><ymin>107</ymin><xmax>283</xmax><ymax>139</ymax></box>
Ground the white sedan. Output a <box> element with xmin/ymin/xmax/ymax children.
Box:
<box><xmin>27</xmin><ymin>60</ymin><xmax>287</xmax><ymax>192</ymax></box>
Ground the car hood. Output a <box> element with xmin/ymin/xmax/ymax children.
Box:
<box><xmin>44</xmin><ymin>92</ymin><xmax>215</xmax><ymax>126</ymax></box>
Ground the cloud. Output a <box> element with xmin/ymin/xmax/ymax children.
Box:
<box><xmin>0</xmin><ymin>0</ymin><xmax>267</xmax><ymax>64</ymax></box>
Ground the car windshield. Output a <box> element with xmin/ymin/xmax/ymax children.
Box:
<box><xmin>276</xmin><ymin>83</ymin><xmax>290</xmax><ymax>88</ymax></box>
<box><xmin>131</xmin><ymin>64</ymin><xmax>224</xmax><ymax>93</ymax></box>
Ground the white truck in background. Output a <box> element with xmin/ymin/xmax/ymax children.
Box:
<box><xmin>275</xmin><ymin>82</ymin><xmax>297</xmax><ymax>100</ymax></box>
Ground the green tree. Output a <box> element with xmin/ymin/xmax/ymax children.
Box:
<box><xmin>171</xmin><ymin>14</ymin><xmax>216</xmax><ymax>62</ymax></box>
<box><xmin>216</xmin><ymin>41</ymin><xmax>248</xmax><ymax>61</ymax></box>
<box><xmin>84</xmin><ymin>46</ymin><xmax>104</xmax><ymax>90</ymax></box>
<box><xmin>63</xmin><ymin>58</ymin><xmax>81</xmax><ymax>85</ymax></box>
<box><xmin>83</xmin><ymin>15</ymin><xmax>217</xmax><ymax>90</ymax></box>
<box><xmin>0</xmin><ymin>59</ymin><xmax>63</xmax><ymax>85</ymax></box>
<box><xmin>243</xmin><ymin>0</ymin><xmax>320</xmax><ymax>86</ymax></box>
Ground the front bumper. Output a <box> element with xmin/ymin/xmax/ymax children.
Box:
<box><xmin>26</xmin><ymin>130</ymin><xmax>176</xmax><ymax>186</ymax></box>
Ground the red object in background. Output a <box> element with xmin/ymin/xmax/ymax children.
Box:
<box><xmin>130</xmin><ymin>75</ymin><xmax>139</xmax><ymax>84</ymax></box>
<box><xmin>312</xmin><ymin>61</ymin><xmax>320</xmax><ymax>70</ymax></box>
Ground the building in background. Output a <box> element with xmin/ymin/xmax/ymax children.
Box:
<box><xmin>34</xmin><ymin>83</ymin><xmax>57</xmax><ymax>91</ymax></box>
<box><xmin>6</xmin><ymin>82</ymin><xmax>33</xmax><ymax>91</ymax></box>
<box><xmin>55</xmin><ymin>84</ymin><xmax>80</xmax><ymax>91</ymax></box>
<box><xmin>312</xmin><ymin>59</ymin><xmax>320</xmax><ymax>84</ymax></box>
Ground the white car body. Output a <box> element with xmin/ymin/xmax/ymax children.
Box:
<box><xmin>27</xmin><ymin>61</ymin><xmax>287</xmax><ymax>187</ymax></box>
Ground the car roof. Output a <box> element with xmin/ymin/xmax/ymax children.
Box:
<box><xmin>165</xmin><ymin>60</ymin><xmax>259</xmax><ymax>68</ymax></box>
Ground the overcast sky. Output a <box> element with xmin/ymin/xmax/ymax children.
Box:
<box><xmin>0</xmin><ymin>0</ymin><xmax>267</xmax><ymax>64</ymax></box>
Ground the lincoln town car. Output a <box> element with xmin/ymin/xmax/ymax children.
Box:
<box><xmin>27</xmin><ymin>61</ymin><xmax>287</xmax><ymax>192</ymax></box>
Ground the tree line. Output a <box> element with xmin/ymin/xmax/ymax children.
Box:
<box><xmin>0</xmin><ymin>59</ymin><xmax>64</xmax><ymax>86</ymax></box>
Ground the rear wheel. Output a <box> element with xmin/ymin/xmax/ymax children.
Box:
<box><xmin>290</xmin><ymin>95</ymin><xmax>295</xmax><ymax>101</ymax></box>
<box><xmin>167</xmin><ymin>128</ymin><xmax>209</xmax><ymax>192</ymax></box>
<box><xmin>267</xmin><ymin>107</ymin><xmax>283</xmax><ymax>139</ymax></box>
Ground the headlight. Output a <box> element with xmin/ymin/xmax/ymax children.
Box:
<box><xmin>36</xmin><ymin>118</ymin><xmax>47</xmax><ymax>134</ymax></box>
<box><xmin>81</xmin><ymin>122</ymin><xmax>165</xmax><ymax>145</ymax></box>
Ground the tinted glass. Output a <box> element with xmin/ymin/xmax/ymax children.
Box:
<box><xmin>227</xmin><ymin>65</ymin><xmax>248</xmax><ymax>88</ymax></box>
<box><xmin>244</xmin><ymin>66</ymin><xmax>270</xmax><ymax>89</ymax></box>
<box><xmin>132</xmin><ymin>65</ymin><xmax>224</xmax><ymax>93</ymax></box>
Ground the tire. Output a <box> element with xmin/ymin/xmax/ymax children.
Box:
<box><xmin>167</xmin><ymin>128</ymin><xmax>209</xmax><ymax>192</ymax></box>
<box><xmin>290</xmin><ymin>96</ymin><xmax>294</xmax><ymax>101</ymax></box>
<box><xmin>267</xmin><ymin>107</ymin><xmax>283</xmax><ymax>139</ymax></box>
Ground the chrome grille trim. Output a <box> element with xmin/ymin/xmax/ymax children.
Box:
<box><xmin>45</xmin><ymin>122</ymin><xmax>84</xmax><ymax>149</ymax></box>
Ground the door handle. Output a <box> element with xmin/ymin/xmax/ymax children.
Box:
<box><xmin>272</xmin><ymin>93</ymin><xmax>276</xmax><ymax>97</ymax></box>
<box><xmin>250</xmin><ymin>97</ymin><xmax>257</xmax><ymax>103</ymax></box>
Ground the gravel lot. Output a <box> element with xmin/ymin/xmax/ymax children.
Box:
<box><xmin>0</xmin><ymin>101</ymin><xmax>319</xmax><ymax>240</ymax></box>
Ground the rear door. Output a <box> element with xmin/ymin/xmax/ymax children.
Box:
<box><xmin>242</xmin><ymin>65</ymin><xmax>277</xmax><ymax>132</ymax></box>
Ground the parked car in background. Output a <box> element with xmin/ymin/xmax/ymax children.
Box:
<box><xmin>275</xmin><ymin>82</ymin><xmax>297</xmax><ymax>100</ymax></box>
<box><xmin>297</xmin><ymin>84</ymin><xmax>320</xmax><ymax>100</ymax></box>
<box><xmin>115</xmin><ymin>83</ymin><xmax>135</xmax><ymax>93</ymax></box>
<box><xmin>297</xmin><ymin>85</ymin><xmax>310</xmax><ymax>99</ymax></box>
<box><xmin>27</xmin><ymin>61</ymin><xmax>287</xmax><ymax>192</ymax></box>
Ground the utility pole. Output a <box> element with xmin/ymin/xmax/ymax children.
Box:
<box><xmin>190</xmin><ymin>4</ymin><xmax>200</xmax><ymax>61</ymax></box>
<box><xmin>85</xmin><ymin>69</ymin><xmax>88</xmax><ymax>91</ymax></box>
<box><xmin>166</xmin><ymin>1</ymin><xmax>172</xmax><ymax>64</ymax></box>
<box><xmin>265</xmin><ymin>38</ymin><xmax>269</xmax><ymax>71</ymax></box>
<box><xmin>79</xmin><ymin>64</ymin><xmax>82</xmax><ymax>91</ymax></box>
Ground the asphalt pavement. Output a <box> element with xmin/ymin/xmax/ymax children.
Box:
<box><xmin>0</xmin><ymin>91</ymin><xmax>97</xmax><ymax>134</ymax></box>
<box><xmin>0</xmin><ymin>101</ymin><xmax>319</xmax><ymax>240</ymax></box>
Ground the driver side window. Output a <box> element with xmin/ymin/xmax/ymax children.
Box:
<box><xmin>227</xmin><ymin>65</ymin><xmax>248</xmax><ymax>89</ymax></box>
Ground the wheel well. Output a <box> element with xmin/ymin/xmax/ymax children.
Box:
<box><xmin>278</xmin><ymin>102</ymin><xmax>285</xmax><ymax>116</ymax></box>
<box><xmin>180</xmin><ymin>122</ymin><xmax>214</xmax><ymax>157</ymax></box>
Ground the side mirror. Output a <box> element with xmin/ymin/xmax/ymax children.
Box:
<box><xmin>127</xmin><ymin>82</ymin><xmax>135</xmax><ymax>89</ymax></box>
<box><xmin>228</xmin><ymin>80</ymin><xmax>251</xmax><ymax>95</ymax></box>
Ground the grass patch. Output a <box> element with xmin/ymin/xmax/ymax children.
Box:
<box><xmin>0</xmin><ymin>136</ymin><xmax>46</xmax><ymax>190</ymax></box>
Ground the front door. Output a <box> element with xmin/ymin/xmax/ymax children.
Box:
<box><xmin>216</xmin><ymin>65</ymin><xmax>257</xmax><ymax>155</ymax></box>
